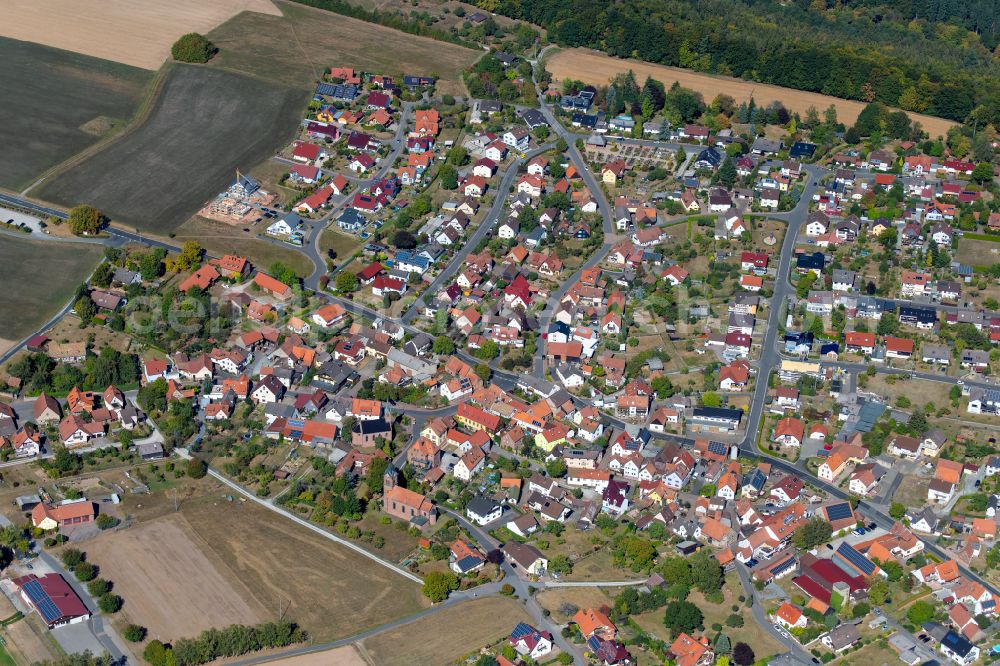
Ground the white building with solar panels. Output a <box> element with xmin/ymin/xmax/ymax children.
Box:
<box><xmin>13</xmin><ymin>573</ymin><xmax>90</xmax><ymax>628</ymax></box>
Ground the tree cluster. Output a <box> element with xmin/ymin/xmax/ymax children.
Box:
<box><xmin>144</xmin><ymin>621</ymin><xmax>306</xmax><ymax>666</ymax></box>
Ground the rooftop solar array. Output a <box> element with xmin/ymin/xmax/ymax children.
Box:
<box><xmin>22</xmin><ymin>579</ymin><xmax>63</xmax><ymax>624</ymax></box>
<box><xmin>511</xmin><ymin>623</ymin><xmax>537</xmax><ymax>640</ymax></box>
<box><xmin>708</xmin><ymin>441</ymin><xmax>729</xmax><ymax>456</ymax></box>
<box><xmin>836</xmin><ymin>542</ymin><xmax>876</xmax><ymax>576</ymax></box>
<box><xmin>825</xmin><ymin>502</ymin><xmax>853</xmax><ymax>522</ymax></box>
<box><xmin>745</xmin><ymin>469</ymin><xmax>766</xmax><ymax>490</ymax></box>
<box><xmin>770</xmin><ymin>556</ymin><xmax>796</xmax><ymax>576</ymax></box>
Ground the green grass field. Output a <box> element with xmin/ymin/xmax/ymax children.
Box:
<box><xmin>0</xmin><ymin>36</ymin><xmax>151</xmax><ymax>191</ymax></box>
<box><xmin>319</xmin><ymin>228</ymin><xmax>364</xmax><ymax>263</ymax></box>
<box><xmin>0</xmin><ymin>236</ymin><xmax>102</xmax><ymax>342</ymax></box>
<box><xmin>0</xmin><ymin>644</ymin><xmax>16</xmax><ymax>666</ymax></box>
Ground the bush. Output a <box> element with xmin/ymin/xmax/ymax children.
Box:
<box><xmin>123</xmin><ymin>624</ymin><xmax>147</xmax><ymax>642</ymax></box>
<box><xmin>61</xmin><ymin>548</ymin><xmax>84</xmax><ymax>568</ymax></box>
<box><xmin>144</xmin><ymin>640</ymin><xmax>171</xmax><ymax>666</ymax></box>
<box><xmin>74</xmin><ymin>561</ymin><xmax>98</xmax><ymax>582</ymax></box>
<box><xmin>87</xmin><ymin>578</ymin><xmax>111</xmax><ymax>597</ymax></box>
<box><xmin>171</xmin><ymin>33</ymin><xmax>215</xmax><ymax>63</ymax></box>
<box><xmin>98</xmin><ymin>593</ymin><xmax>123</xmax><ymax>613</ymax></box>
<box><xmin>187</xmin><ymin>458</ymin><xmax>208</xmax><ymax>479</ymax></box>
<box><xmin>500</xmin><ymin>583</ymin><xmax>516</xmax><ymax>596</ymax></box>
<box><xmin>96</xmin><ymin>514</ymin><xmax>120</xmax><ymax>530</ymax></box>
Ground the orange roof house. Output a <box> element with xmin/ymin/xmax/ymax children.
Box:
<box><xmin>253</xmin><ymin>272</ymin><xmax>292</xmax><ymax>300</ymax></box>
<box><xmin>31</xmin><ymin>502</ymin><xmax>96</xmax><ymax>530</ymax></box>
<box><xmin>669</xmin><ymin>633</ymin><xmax>712</xmax><ymax>666</ymax></box>
<box><xmin>775</xmin><ymin>602</ymin><xmax>806</xmax><ymax>629</ymax></box>
<box><xmin>935</xmin><ymin>459</ymin><xmax>964</xmax><ymax>485</ymax></box>
<box><xmin>414</xmin><ymin>109</ymin><xmax>440</xmax><ymax>135</ymax></box>
<box><xmin>973</xmin><ymin>518</ymin><xmax>997</xmax><ymax>538</ymax></box>
<box><xmin>572</xmin><ymin>608</ymin><xmax>616</xmax><ymax>640</ymax></box>
<box><xmin>455</xmin><ymin>403</ymin><xmax>501</xmax><ymax>432</ymax></box>
<box><xmin>211</xmin><ymin>254</ymin><xmax>249</xmax><ymax>278</ymax></box>
<box><xmin>179</xmin><ymin>264</ymin><xmax>220</xmax><ymax>293</ymax></box>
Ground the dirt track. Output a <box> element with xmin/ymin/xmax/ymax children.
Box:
<box><xmin>547</xmin><ymin>48</ymin><xmax>957</xmax><ymax>139</ymax></box>
<box><xmin>0</xmin><ymin>0</ymin><xmax>281</xmax><ymax>69</ymax></box>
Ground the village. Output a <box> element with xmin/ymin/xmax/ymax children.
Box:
<box><xmin>6</xmin><ymin>28</ymin><xmax>1000</xmax><ymax>666</ymax></box>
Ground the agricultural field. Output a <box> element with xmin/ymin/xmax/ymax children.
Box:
<box><xmin>174</xmin><ymin>216</ymin><xmax>316</xmax><ymax>277</ymax></box>
<box><xmin>207</xmin><ymin>0</ymin><xmax>481</xmax><ymax>95</ymax></box>
<box><xmin>82</xmin><ymin>482</ymin><xmax>428</xmax><ymax>644</ymax></box>
<box><xmin>85</xmin><ymin>518</ymin><xmax>270</xmax><ymax>641</ymax></box>
<box><xmin>37</xmin><ymin>65</ymin><xmax>307</xmax><ymax>235</ymax></box>
<box><xmin>179</xmin><ymin>493</ymin><xmax>428</xmax><ymax>642</ymax></box>
<box><xmin>0</xmin><ymin>0</ymin><xmax>280</xmax><ymax>70</ymax></box>
<box><xmin>547</xmin><ymin>48</ymin><xmax>957</xmax><ymax>139</ymax></box>
<box><xmin>0</xmin><ymin>37</ymin><xmax>151</xmax><ymax>191</ymax></box>
<box><xmin>360</xmin><ymin>597</ymin><xmax>532</xmax><ymax>666</ymax></box>
<box><xmin>0</xmin><ymin>236</ymin><xmax>103</xmax><ymax>351</ymax></box>
<box><xmin>262</xmin><ymin>647</ymin><xmax>368</xmax><ymax>665</ymax></box>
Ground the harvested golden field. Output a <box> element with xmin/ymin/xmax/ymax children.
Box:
<box><xmin>180</xmin><ymin>495</ymin><xmax>428</xmax><ymax>642</ymax></box>
<box><xmin>85</xmin><ymin>518</ymin><xmax>269</xmax><ymax>641</ymax></box>
<box><xmin>207</xmin><ymin>1</ymin><xmax>481</xmax><ymax>95</ymax></box>
<box><xmin>548</xmin><ymin>48</ymin><xmax>957</xmax><ymax>139</ymax></box>
<box><xmin>0</xmin><ymin>0</ymin><xmax>280</xmax><ymax>70</ymax></box>
<box><xmin>85</xmin><ymin>489</ymin><xmax>428</xmax><ymax>644</ymax></box>
<box><xmin>255</xmin><ymin>646</ymin><xmax>368</xmax><ymax>665</ymax></box>
<box><xmin>361</xmin><ymin>597</ymin><xmax>532</xmax><ymax>666</ymax></box>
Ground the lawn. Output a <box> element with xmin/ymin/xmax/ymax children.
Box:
<box><xmin>37</xmin><ymin>64</ymin><xmax>308</xmax><ymax>234</ymax></box>
<box><xmin>0</xmin><ymin>644</ymin><xmax>17</xmax><ymax>666</ymax></box>
<box><xmin>956</xmin><ymin>236</ymin><xmax>1000</xmax><ymax>269</ymax></box>
<box><xmin>536</xmin><ymin>587</ymin><xmax>614</xmax><ymax>623</ymax></box>
<box><xmin>174</xmin><ymin>216</ymin><xmax>315</xmax><ymax>277</ymax></box>
<box><xmin>319</xmin><ymin>228</ymin><xmax>364</xmax><ymax>263</ymax></box>
<box><xmin>0</xmin><ymin>235</ymin><xmax>103</xmax><ymax>342</ymax></box>
<box><xmin>206</xmin><ymin>0</ymin><xmax>482</xmax><ymax>96</ymax></box>
<box><xmin>0</xmin><ymin>36</ymin><xmax>151</xmax><ymax>191</ymax></box>
<box><xmin>360</xmin><ymin>597</ymin><xmax>533</xmax><ymax>666</ymax></box>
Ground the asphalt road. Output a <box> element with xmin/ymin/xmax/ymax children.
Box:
<box><xmin>401</xmin><ymin>141</ymin><xmax>556</xmax><ymax>324</ymax></box>
<box><xmin>304</xmin><ymin>103</ymin><xmax>414</xmax><ymax>291</ymax></box>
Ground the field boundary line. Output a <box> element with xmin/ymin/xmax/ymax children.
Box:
<box><xmin>204</xmin><ymin>467</ymin><xmax>425</xmax><ymax>584</ymax></box>
<box><xmin>25</xmin><ymin>61</ymin><xmax>173</xmax><ymax>196</ymax></box>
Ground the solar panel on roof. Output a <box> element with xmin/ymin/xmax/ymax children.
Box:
<box><xmin>770</xmin><ymin>557</ymin><xmax>796</xmax><ymax>576</ymax></box>
<box><xmin>23</xmin><ymin>580</ymin><xmax>62</xmax><ymax>624</ymax></box>
<box><xmin>747</xmin><ymin>469</ymin><xmax>766</xmax><ymax>489</ymax></box>
<box><xmin>836</xmin><ymin>542</ymin><xmax>876</xmax><ymax>575</ymax></box>
<box><xmin>511</xmin><ymin>622</ymin><xmax>536</xmax><ymax>640</ymax></box>
<box><xmin>708</xmin><ymin>441</ymin><xmax>728</xmax><ymax>455</ymax></box>
<box><xmin>825</xmin><ymin>502</ymin><xmax>853</xmax><ymax>522</ymax></box>
<box><xmin>587</xmin><ymin>636</ymin><xmax>603</xmax><ymax>651</ymax></box>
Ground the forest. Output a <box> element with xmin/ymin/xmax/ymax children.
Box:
<box><xmin>477</xmin><ymin>0</ymin><xmax>1000</xmax><ymax>124</ymax></box>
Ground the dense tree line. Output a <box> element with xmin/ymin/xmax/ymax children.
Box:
<box><xmin>481</xmin><ymin>0</ymin><xmax>1000</xmax><ymax>124</ymax></box>
<box><xmin>144</xmin><ymin>621</ymin><xmax>306</xmax><ymax>666</ymax></box>
<box><xmin>8</xmin><ymin>348</ymin><xmax>139</xmax><ymax>396</ymax></box>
